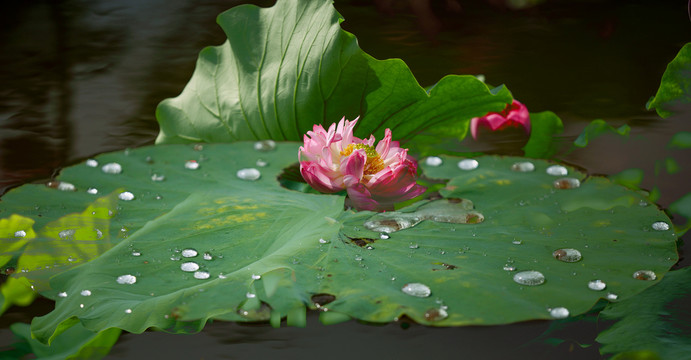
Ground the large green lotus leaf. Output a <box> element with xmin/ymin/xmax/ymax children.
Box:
<box><xmin>647</xmin><ymin>42</ymin><xmax>691</xmax><ymax>118</ymax></box>
<box><xmin>154</xmin><ymin>0</ymin><xmax>512</xmax><ymax>144</ymax></box>
<box><xmin>0</xmin><ymin>144</ymin><xmax>677</xmax><ymax>343</ymax></box>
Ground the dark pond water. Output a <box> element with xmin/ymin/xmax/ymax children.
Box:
<box><xmin>0</xmin><ymin>0</ymin><xmax>689</xmax><ymax>358</ymax></box>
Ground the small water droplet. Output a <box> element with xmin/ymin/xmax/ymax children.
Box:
<box><xmin>151</xmin><ymin>174</ymin><xmax>166</xmax><ymax>182</ymax></box>
<box><xmin>102</xmin><ymin>162</ymin><xmax>122</xmax><ymax>174</ymax></box>
<box><xmin>85</xmin><ymin>159</ymin><xmax>98</xmax><ymax>167</ymax></box>
<box><xmin>203</xmin><ymin>252</ymin><xmax>213</xmax><ymax>260</ymax></box>
<box><xmin>553</xmin><ymin>248</ymin><xmax>582</xmax><ymax>262</ymax></box>
<box><xmin>402</xmin><ymin>283</ymin><xmax>431</xmax><ymax>297</ymax></box>
<box><xmin>512</xmin><ymin>239</ymin><xmax>523</xmax><ymax>245</ymax></box>
<box><xmin>194</xmin><ymin>271</ymin><xmax>210</xmax><ymax>279</ymax></box>
<box><xmin>424</xmin><ymin>307</ymin><xmax>448</xmax><ymax>321</ymax></box>
<box><xmin>365</xmin><ymin>245</ymin><xmax>374</xmax><ymax>250</ymax></box>
<box><xmin>553</xmin><ymin>178</ymin><xmax>580</xmax><ymax>189</ymax></box>
<box><xmin>80</xmin><ymin>304</ymin><xmax>85</xmax><ymax>308</ymax></box>
<box><xmin>236</xmin><ymin>168</ymin><xmax>261</xmax><ymax>181</ymax></box>
<box><xmin>184</xmin><ymin>160</ymin><xmax>200</xmax><ymax>170</ymax></box>
<box><xmin>425</xmin><ymin>156</ymin><xmax>443</xmax><ymax>167</ymax></box>
<box><xmin>549</xmin><ymin>307</ymin><xmax>569</xmax><ymax>319</ymax></box>
<box><xmin>116</xmin><ymin>274</ymin><xmax>137</xmax><ymax>284</ymax></box>
<box><xmin>546</xmin><ymin>165</ymin><xmax>568</xmax><ymax>176</ymax></box>
<box><xmin>181</xmin><ymin>249</ymin><xmax>198</xmax><ymax>258</ymax></box>
<box><xmin>124</xmin><ymin>308</ymin><xmax>132</xmax><ymax>314</ymax></box>
<box><xmin>409</xmin><ymin>243</ymin><xmax>419</xmax><ymax>249</ymax></box>
<box><xmin>606</xmin><ymin>293</ymin><xmax>618</xmax><ymax>301</ymax></box>
<box><xmin>14</xmin><ymin>230</ymin><xmax>26</xmax><ymax>238</ymax></box>
<box><xmin>80</xmin><ymin>290</ymin><xmax>92</xmax><ymax>296</ymax></box>
<box><xmin>86</xmin><ymin>187</ymin><xmax>98</xmax><ymax>195</ymax></box>
<box><xmin>131</xmin><ymin>250</ymin><xmax>141</xmax><ymax>257</ymax></box>
<box><xmin>633</xmin><ymin>270</ymin><xmax>657</xmax><ymax>281</ymax></box>
<box><xmin>511</xmin><ymin>162</ymin><xmax>535</xmax><ymax>172</ymax></box>
<box><xmin>181</xmin><ymin>262</ymin><xmax>200</xmax><ymax>272</ymax></box>
<box><xmin>513</xmin><ymin>271</ymin><xmax>545</xmax><ymax>286</ymax></box>
<box><xmin>354</xmin><ymin>255</ymin><xmax>363</xmax><ymax>261</ymax></box>
<box><xmin>503</xmin><ymin>265</ymin><xmax>517</xmax><ymax>271</ymax></box>
<box><xmin>59</xmin><ymin>229</ymin><xmax>76</xmax><ymax>240</ymax></box>
<box><xmin>58</xmin><ymin>292</ymin><xmax>68</xmax><ymax>298</ymax></box>
<box><xmin>318</xmin><ymin>238</ymin><xmax>329</xmax><ymax>244</ymax></box>
<box><xmin>218</xmin><ymin>273</ymin><xmax>227</xmax><ymax>279</ymax></box>
<box><xmin>170</xmin><ymin>254</ymin><xmax>181</xmax><ymax>261</ymax></box>
<box><xmin>256</xmin><ymin>159</ymin><xmax>268</xmax><ymax>167</ymax></box>
<box><xmin>57</xmin><ymin>182</ymin><xmax>76</xmax><ymax>191</ymax></box>
<box><xmin>651</xmin><ymin>221</ymin><xmax>670</xmax><ymax>231</ymax></box>
<box><xmin>67</xmin><ymin>256</ymin><xmax>77</xmax><ymax>262</ymax></box>
<box><xmin>588</xmin><ymin>279</ymin><xmax>606</xmax><ymax>291</ymax></box>
<box><xmin>251</xmin><ymin>274</ymin><xmax>261</xmax><ymax>280</ymax></box>
<box><xmin>458</xmin><ymin>159</ymin><xmax>479</xmax><ymax>170</ymax></box>
<box><xmin>379</xmin><ymin>233</ymin><xmax>390</xmax><ymax>240</ymax></box>
<box><xmin>638</xmin><ymin>200</ymin><xmax>649</xmax><ymax>207</ymax></box>
<box><xmin>254</xmin><ymin>140</ymin><xmax>276</xmax><ymax>151</ymax></box>
<box><xmin>118</xmin><ymin>191</ymin><xmax>135</xmax><ymax>201</ymax></box>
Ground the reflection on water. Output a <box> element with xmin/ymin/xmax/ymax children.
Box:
<box><xmin>0</xmin><ymin>0</ymin><xmax>689</xmax><ymax>358</ymax></box>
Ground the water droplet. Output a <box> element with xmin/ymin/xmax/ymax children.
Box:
<box><xmin>184</xmin><ymin>160</ymin><xmax>200</xmax><ymax>170</ymax></box>
<box><xmin>402</xmin><ymin>283</ymin><xmax>431</xmax><ymax>297</ymax></box>
<box><xmin>354</xmin><ymin>255</ymin><xmax>363</xmax><ymax>261</ymax></box>
<box><xmin>606</xmin><ymin>293</ymin><xmax>618</xmax><ymax>301</ymax></box>
<box><xmin>549</xmin><ymin>307</ymin><xmax>569</xmax><ymax>319</ymax></box>
<box><xmin>85</xmin><ymin>159</ymin><xmax>98</xmax><ymax>167</ymax></box>
<box><xmin>170</xmin><ymin>254</ymin><xmax>181</xmax><ymax>261</ymax></box>
<box><xmin>553</xmin><ymin>178</ymin><xmax>580</xmax><ymax>189</ymax></box>
<box><xmin>58</xmin><ymin>292</ymin><xmax>68</xmax><ymax>298</ymax></box>
<box><xmin>512</xmin><ymin>239</ymin><xmax>523</xmax><ymax>245</ymax></box>
<box><xmin>59</xmin><ymin>229</ymin><xmax>76</xmax><ymax>240</ymax></box>
<box><xmin>181</xmin><ymin>249</ymin><xmax>198</xmax><ymax>258</ymax></box>
<box><xmin>131</xmin><ymin>250</ymin><xmax>141</xmax><ymax>257</ymax></box>
<box><xmin>246</xmin><ymin>292</ymin><xmax>257</xmax><ymax>298</ymax></box>
<box><xmin>651</xmin><ymin>221</ymin><xmax>670</xmax><ymax>231</ymax></box>
<box><xmin>125</xmin><ymin>308</ymin><xmax>132</xmax><ymax>314</ymax></box>
<box><xmin>102</xmin><ymin>162</ymin><xmax>122</xmax><ymax>174</ymax></box>
<box><xmin>251</xmin><ymin>274</ymin><xmax>261</xmax><ymax>280</ymax></box>
<box><xmin>546</xmin><ymin>165</ymin><xmax>568</xmax><ymax>176</ymax></box>
<box><xmin>425</xmin><ymin>156</ymin><xmax>443</xmax><ymax>167</ymax></box>
<box><xmin>118</xmin><ymin>191</ymin><xmax>135</xmax><ymax>201</ymax></box>
<box><xmin>458</xmin><ymin>159</ymin><xmax>479</xmax><ymax>170</ymax></box>
<box><xmin>203</xmin><ymin>252</ymin><xmax>213</xmax><ymax>260</ymax></box>
<box><xmin>513</xmin><ymin>271</ymin><xmax>545</xmax><ymax>286</ymax></box>
<box><xmin>236</xmin><ymin>168</ymin><xmax>261</xmax><ymax>181</ymax></box>
<box><xmin>181</xmin><ymin>262</ymin><xmax>200</xmax><ymax>272</ymax></box>
<box><xmin>256</xmin><ymin>159</ymin><xmax>268</xmax><ymax>167</ymax></box>
<box><xmin>552</xmin><ymin>248</ymin><xmax>582</xmax><ymax>262</ymax></box>
<box><xmin>588</xmin><ymin>279</ymin><xmax>606</xmax><ymax>291</ymax></box>
<box><xmin>365</xmin><ymin>245</ymin><xmax>374</xmax><ymax>250</ymax></box>
<box><xmin>503</xmin><ymin>265</ymin><xmax>517</xmax><ymax>271</ymax></box>
<box><xmin>80</xmin><ymin>304</ymin><xmax>85</xmax><ymax>308</ymax></box>
<box><xmin>364</xmin><ymin>214</ymin><xmax>422</xmax><ymax>233</ymax></box>
<box><xmin>638</xmin><ymin>200</ymin><xmax>649</xmax><ymax>207</ymax></box>
<box><xmin>57</xmin><ymin>182</ymin><xmax>76</xmax><ymax>191</ymax></box>
<box><xmin>254</xmin><ymin>140</ymin><xmax>276</xmax><ymax>152</ymax></box>
<box><xmin>151</xmin><ymin>174</ymin><xmax>166</xmax><ymax>182</ymax></box>
<box><xmin>424</xmin><ymin>307</ymin><xmax>448</xmax><ymax>321</ymax></box>
<box><xmin>633</xmin><ymin>270</ymin><xmax>657</xmax><ymax>281</ymax></box>
<box><xmin>194</xmin><ymin>271</ymin><xmax>210</xmax><ymax>279</ymax></box>
<box><xmin>218</xmin><ymin>273</ymin><xmax>227</xmax><ymax>279</ymax></box>
<box><xmin>95</xmin><ymin>229</ymin><xmax>103</xmax><ymax>239</ymax></box>
<box><xmin>14</xmin><ymin>230</ymin><xmax>26</xmax><ymax>238</ymax></box>
<box><xmin>80</xmin><ymin>290</ymin><xmax>92</xmax><ymax>296</ymax></box>
<box><xmin>409</xmin><ymin>243</ymin><xmax>419</xmax><ymax>249</ymax></box>
<box><xmin>67</xmin><ymin>256</ymin><xmax>77</xmax><ymax>262</ymax></box>
<box><xmin>379</xmin><ymin>233</ymin><xmax>390</xmax><ymax>240</ymax></box>
<box><xmin>319</xmin><ymin>238</ymin><xmax>329</xmax><ymax>244</ymax></box>
<box><xmin>511</xmin><ymin>162</ymin><xmax>535</xmax><ymax>172</ymax></box>
<box><xmin>87</xmin><ymin>187</ymin><xmax>98</xmax><ymax>195</ymax></box>
<box><xmin>117</xmin><ymin>274</ymin><xmax>137</xmax><ymax>285</ymax></box>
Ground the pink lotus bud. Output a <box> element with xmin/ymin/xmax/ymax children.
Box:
<box><xmin>470</xmin><ymin>100</ymin><xmax>530</xmax><ymax>140</ymax></box>
<box><xmin>299</xmin><ymin>117</ymin><xmax>426</xmax><ymax>211</ymax></box>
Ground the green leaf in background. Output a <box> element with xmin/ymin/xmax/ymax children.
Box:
<box><xmin>573</xmin><ymin>119</ymin><xmax>630</xmax><ymax>148</ymax></box>
<box><xmin>155</xmin><ymin>0</ymin><xmax>512</xmax><ymax>145</ymax></box>
<box><xmin>609</xmin><ymin>168</ymin><xmax>644</xmax><ymax>191</ymax></box>
<box><xmin>6</xmin><ymin>323</ymin><xmax>120</xmax><ymax>360</ymax></box>
<box><xmin>668</xmin><ymin>131</ymin><xmax>691</xmax><ymax>149</ymax></box>
<box><xmin>0</xmin><ymin>144</ymin><xmax>676</xmax><ymax>343</ymax></box>
<box><xmin>597</xmin><ymin>267</ymin><xmax>691</xmax><ymax>359</ymax></box>
<box><xmin>522</xmin><ymin>111</ymin><xmax>564</xmax><ymax>158</ymax></box>
<box><xmin>647</xmin><ymin>43</ymin><xmax>691</xmax><ymax>119</ymax></box>
<box><xmin>669</xmin><ymin>192</ymin><xmax>691</xmax><ymax>235</ymax></box>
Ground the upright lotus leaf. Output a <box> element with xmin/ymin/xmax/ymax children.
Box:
<box><xmin>647</xmin><ymin>42</ymin><xmax>691</xmax><ymax>118</ymax></box>
<box><xmin>0</xmin><ymin>144</ymin><xmax>672</xmax><ymax>343</ymax></box>
<box><xmin>8</xmin><ymin>322</ymin><xmax>120</xmax><ymax>360</ymax></box>
<box><xmin>573</xmin><ymin>119</ymin><xmax>630</xmax><ymax>148</ymax></box>
<box><xmin>522</xmin><ymin>111</ymin><xmax>564</xmax><ymax>159</ymax></box>
<box><xmin>155</xmin><ymin>0</ymin><xmax>512</xmax><ymax>144</ymax></box>
<box><xmin>597</xmin><ymin>267</ymin><xmax>691</xmax><ymax>359</ymax></box>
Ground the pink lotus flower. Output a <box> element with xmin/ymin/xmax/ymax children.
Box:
<box><xmin>470</xmin><ymin>100</ymin><xmax>530</xmax><ymax>140</ymax></box>
<box><xmin>299</xmin><ymin>117</ymin><xmax>426</xmax><ymax>211</ymax></box>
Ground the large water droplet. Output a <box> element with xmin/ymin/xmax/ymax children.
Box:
<box><xmin>511</xmin><ymin>162</ymin><xmax>535</xmax><ymax>172</ymax></box>
<box><xmin>59</xmin><ymin>229</ymin><xmax>76</xmax><ymax>240</ymax></box>
<box><xmin>401</xmin><ymin>283</ymin><xmax>431</xmax><ymax>297</ymax></box>
<box><xmin>546</xmin><ymin>165</ymin><xmax>568</xmax><ymax>176</ymax></box>
<box><xmin>181</xmin><ymin>249</ymin><xmax>198</xmax><ymax>258</ymax></box>
<box><xmin>151</xmin><ymin>174</ymin><xmax>166</xmax><ymax>182</ymax></box>
<box><xmin>80</xmin><ymin>290</ymin><xmax>92</xmax><ymax>296</ymax></box>
<box><xmin>194</xmin><ymin>271</ymin><xmax>210</xmax><ymax>280</ymax></box>
<box><xmin>425</xmin><ymin>156</ymin><xmax>443</xmax><ymax>167</ymax></box>
<box><xmin>181</xmin><ymin>262</ymin><xmax>200</xmax><ymax>272</ymax></box>
<box><xmin>588</xmin><ymin>279</ymin><xmax>606</xmax><ymax>291</ymax></box>
<box><xmin>553</xmin><ymin>178</ymin><xmax>580</xmax><ymax>189</ymax></box>
<box><xmin>236</xmin><ymin>168</ymin><xmax>261</xmax><ymax>181</ymax></box>
<box><xmin>184</xmin><ymin>160</ymin><xmax>200</xmax><ymax>170</ymax></box>
<box><xmin>364</xmin><ymin>214</ymin><xmax>422</xmax><ymax>233</ymax></box>
<box><xmin>254</xmin><ymin>140</ymin><xmax>276</xmax><ymax>152</ymax></box>
<box><xmin>119</xmin><ymin>191</ymin><xmax>135</xmax><ymax>201</ymax></box>
<box><xmin>363</xmin><ymin>198</ymin><xmax>483</xmax><ymax>233</ymax></box>
<box><xmin>549</xmin><ymin>307</ymin><xmax>569</xmax><ymax>319</ymax></box>
<box><xmin>102</xmin><ymin>162</ymin><xmax>122</xmax><ymax>174</ymax></box>
<box><xmin>513</xmin><ymin>271</ymin><xmax>545</xmax><ymax>286</ymax></box>
<box><xmin>116</xmin><ymin>274</ymin><xmax>137</xmax><ymax>285</ymax></box>
<box><xmin>87</xmin><ymin>187</ymin><xmax>98</xmax><ymax>195</ymax></box>
<box><xmin>85</xmin><ymin>159</ymin><xmax>98</xmax><ymax>167</ymax></box>
<box><xmin>14</xmin><ymin>230</ymin><xmax>26</xmax><ymax>238</ymax></box>
<box><xmin>553</xmin><ymin>248</ymin><xmax>582</xmax><ymax>262</ymax></box>
<box><xmin>651</xmin><ymin>221</ymin><xmax>670</xmax><ymax>231</ymax></box>
<box><xmin>458</xmin><ymin>159</ymin><xmax>479</xmax><ymax>170</ymax></box>
<box><xmin>633</xmin><ymin>270</ymin><xmax>657</xmax><ymax>281</ymax></box>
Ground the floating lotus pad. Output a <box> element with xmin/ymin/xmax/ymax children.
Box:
<box><xmin>0</xmin><ymin>143</ymin><xmax>677</xmax><ymax>343</ymax></box>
